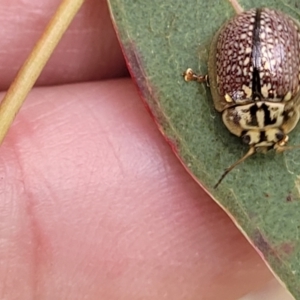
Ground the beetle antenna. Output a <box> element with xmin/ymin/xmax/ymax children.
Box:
<box><xmin>214</xmin><ymin>147</ymin><xmax>256</xmax><ymax>189</ymax></box>
<box><xmin>275</xmin><ymin>144</ymin><xmax>300</xmax><ymax>152</ymax></box>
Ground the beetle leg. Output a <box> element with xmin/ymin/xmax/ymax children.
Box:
<box><xmin>274</xmin><ymin>135</ymin><xmax>300</xmax><ymax>152</ymax></box>
<box><xmin>183</xmin><ymin>68</ymin><xmax>209</xmax><ymax>86</ymax></box>
<box><xmin>276</xmin><ymin>144</ymin><xmax>300</xmax><ymax>152</ymax></box>
<box><xmin>214</xmin><ymin>147</ymin><xmax>256</xmax><ymax>189</ymax></box>
<box><xmin>274</xmin><ymin>135</ymin><xmax>289</xmax><ymax>152</ymax></box>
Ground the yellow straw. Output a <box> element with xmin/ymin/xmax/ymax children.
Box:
<box><xmin>0</xmin><ymin>0</ymin><xmax>85</xmax><ymax>144</ymax></box>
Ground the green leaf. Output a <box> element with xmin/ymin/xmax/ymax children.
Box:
<box><xmin>108</xmin><ymin>0</ymin><xmax>300</xmax><ymax>298</ymax></box>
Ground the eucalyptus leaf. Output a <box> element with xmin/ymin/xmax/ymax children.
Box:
<box><xmin>108</xmin><ymin>0</ymin><xmax>300</xmax><ymax>298</ymax></box>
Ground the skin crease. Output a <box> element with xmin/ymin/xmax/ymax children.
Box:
<box><xmin>0</xmin><ymin>0</ymin><xmax>275</xmax><ymax>299</ymax></box>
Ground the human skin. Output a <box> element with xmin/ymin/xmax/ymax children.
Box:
<box><xmin>0</xmin><ymin>0</ymin><xmax>274</xmax><ymax>299</ymax></box>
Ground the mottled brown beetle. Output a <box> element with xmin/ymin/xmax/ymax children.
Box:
<box><xmin>184</xmin><ymin>8</ymin><xmax>300</xmax><ymax>188</ymax></box>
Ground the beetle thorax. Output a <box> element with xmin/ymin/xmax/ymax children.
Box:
<box><xmin>222</xmin><ymin>100</ymin><xmax>296</xmax><ymax>147</ymax></box>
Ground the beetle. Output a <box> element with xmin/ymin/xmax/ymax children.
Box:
<box><xmin>184</xmin><ymin>7</ymin><xmax>300</xmax><ymax>188</ymax></box>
